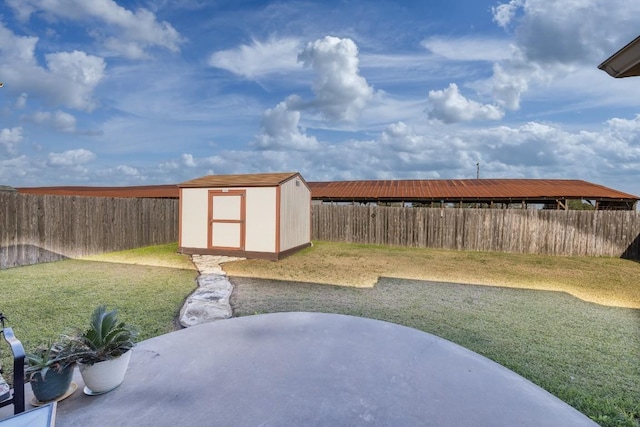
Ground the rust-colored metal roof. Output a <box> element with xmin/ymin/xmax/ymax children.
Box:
<box><xmin>179</xmin><ymin>172</ymin><xmax>302</xmax><ymax>188</ymax></box>
<box><xmin>307</xmin><ymin>179</ymin><xmax>639</xmax><ymax>202</ymax></box>
<box><xmin>16</xmin><ymin>178</ymin><xmax>639</xmax><ymax>204</ymax></box>
<box><xmin>17</xmin><ymin>185</ymin><xmax>179</xmax><ymax>198</ymax></box>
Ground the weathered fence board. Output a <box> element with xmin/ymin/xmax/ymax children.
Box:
<box><xmin>0</xmin><ymin>193</ymin><xmax>178</xmax><ymax>269</ymax></box>
<box><xmin>311</xmin><ymin>204</ymin><xmax>640</xmax><ymax>259</ymax></box>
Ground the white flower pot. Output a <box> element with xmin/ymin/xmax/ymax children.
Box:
<box><xmin>79</xmin><ymin>350</ymin><xmax>132</xmax><ymax>395</ymax></box>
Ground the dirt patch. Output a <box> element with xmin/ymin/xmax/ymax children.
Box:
<box><xmin>222</xmin><ymin>241</ymin><xmax>640</xmax><ymax>308</ymax></box>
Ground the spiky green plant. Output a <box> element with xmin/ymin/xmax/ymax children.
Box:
<box><xmin>24</xmin><ymin>339</ymin><xmax>78</xmax><ymax>381</ymax></box>
<box><xmin>70</xmin><ymin>305</ymin><xmax>139</xmax><ymax>365</ymax></box>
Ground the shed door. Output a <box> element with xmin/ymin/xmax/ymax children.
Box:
<box><xmin>208</xmin><ymin>190</ymin><xmax>245</xmax><ymax>250</ymax></box>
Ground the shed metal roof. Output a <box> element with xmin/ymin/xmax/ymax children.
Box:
<box><xmin>308</xmin><ymin>179</ymin><xmax>639</xmax><ymax>202</ymax></box>
<box><xmin>179</xmin><ymin>172</ymin><xmax>302</xmax><ymax>188</ymax></box>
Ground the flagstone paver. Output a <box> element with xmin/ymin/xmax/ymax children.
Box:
<box><xmin>178</xmin><ymin>255</ymin><xmax>244</xmax><ymax>327</ymax></box>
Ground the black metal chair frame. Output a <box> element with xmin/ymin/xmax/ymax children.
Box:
<box><xmin>0</xmin><ymin>313</ymin><xmax>25</xmax><ymax>415</ymax></box>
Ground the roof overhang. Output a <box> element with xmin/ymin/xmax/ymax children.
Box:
<box><xmin>598</xmin><ymin>35</ymin><xmax>640</xmax><ymax>78</ymax></box>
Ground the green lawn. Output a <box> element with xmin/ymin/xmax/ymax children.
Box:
<box><xmin>230</xmin><ymin>277</ymin><xmax>640</xmax><ymax>426</ymax></box>
<box><xmin>1</xmin><ymin>243</ymin><xmax>196</xmax><ymax>382</ymax></box>
<box><xmin>1</xmin><ymin>241</ymin><xmax>638</xmax><ymax>426</ymax></box>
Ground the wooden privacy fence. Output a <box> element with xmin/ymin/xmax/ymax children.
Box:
<box><xmin>312</xmin><ymin>204</ymin><xmax>640</xmax><ymax>259</ymax></box>
<box><xmin>0</xmin><ymin>193</ymin><xmax>178</xmax><ymax>269</ymax></box>
<box><xmin>3</xmin><ymin>194</ymin><xmax>639</xmax><ymax>269</ymax></box>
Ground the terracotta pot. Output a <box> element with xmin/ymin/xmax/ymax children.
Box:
<box><xmin>31</xmin><ymin>363</ymin><xmax>74</xmax><ymax>402</ymax></box>
<box><xmin>79</xmin><ymin>350</ymin><xmax>132</xmax><ymax>395</ymax></box>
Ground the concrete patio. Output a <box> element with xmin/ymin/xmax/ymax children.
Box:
<box><xmin>2</xmin><ymin>312</ymin><xmax>597</xmax><ymax>426</ymax></box>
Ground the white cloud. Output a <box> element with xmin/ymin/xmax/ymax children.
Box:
<box><xmin>583</xmin><ymin>115</ymin><xmax>640</xmax><ymax>164</ymax></box>
<box><xmin>128</xmin><ymin>111</ymin><xmax>640</xmax><ymax>198</ymax></box>
<box><xmin>360</xmin><ymin>53</ymin><xmax>439</xmax><ymax>69</ymax></box>
<box><xmin>0</xmin><ymin>127</ymin><xmax>24</xmax><ymax>155</ymax></box>
<box><xmin>499</xmin><ymin>0</ymin><xmax>640</xmax><ymax>64</ymax></box>
<box><xmin>462</xmin><ymin>117</ymin><xmax>640</xmax><ymax>183</ymax></box>
<box><xmin>606</xmin><ymin>115</ymin><xmax>640</xmax><ymax>140</ymax></box>
<box><xmin>473</xmin><ymin>122</ymin><xmax>590</xmax><ymax>168</ymax></box>
<box><xmin>102</xmin><ymin>38</ymin><xmax>148</xmax><ymax>60</ymax></box>
<box><xmin>253</xmin><ymin>100</ymin><xmax>320</xmax><ymax>151</ymax></box>
<box><xmin>185</xmin><ymin>124</ymin><xmax>469</xmax><ymax>181</ymax></box>
<box><xmin>490</xmin><ymin>60</ymin><xmax>545</xmax><ymax>110</ymax></box>
<box><xmin>486</xmin><ymin>0</ymin><xmax>640</xmax><ymax>110</ymax></box>
<box><xmin>16</xmin><ymin>93</ymin><xmax>28</xmax><ymax>109</ymax></box>
<box><xmin>0</xmin><ymin>156</ymin><xmax>31</xmax><ymax>181</ymax></box>
<box><xmin>93</xmin><ymin>165</ymin><xmax>147</xmax><ymax>183</ymax></box>
<box><xmin>375</xmin><ymin>122</ymin><xmax>475</xmax><ymax>174</ymax></box>
<box><xmin>380</xmin><ymin>122</ymin><xmax>446</xmax><ymax>160</ymax></box>
<box><xmin>380</xmin><ymin>122</ymin><xmax>426</xmax><ymax>153</ymax></box>
<box><xmin>6</xmin><ymin>1</ymin><xmax>36</xmax><ymax>21</ymax></box>
<box><xmin>427</xmin><ymin>83</ymin><xmax>504</xmax><ymax>123</ymax></box>
<box><xmin>181</xmin><ymin>153</ymin><xmax>197</xmax><ymax>167</ymax></box>
<box><xmin>0</xmin><ymin>23</ymin><xmax>106</xmax><ymax>111</ymax></box>
<box><xmin>208</xmin><ymin>37</ymin><xmax>301</xmax><ymax>78</ymax></box>
<box><xmin>47</xmin><ymin>148</ymin><xmax>96</xmax><ymax>167</ymax></box>
<box><xmin>491</xmin><ymin>0</ymin><xmax>524</xmax><ymax>28</ymax></box>
<box><xmin>32</xmin><ymin>110</ymin><xmax>77</xmax><ymax>133</ymax></box>
<box><xmin>159</xmin><ymin>159</ymin><xmax>179</xmax><ymax>170</ymax></box>
<box><xmin>116</xmin><ymin>165</ymin><xmax>140</xmax><ymax>176</ymax></box>
<box><xmin>421</xmin><ymin>37</ymin><xmax>512</xmax><ymax>62</ymax></box>
<box><xmin>298</xmin><ymin>36</ymin><xmax>374</xmax><ymax>122</ymax></box>
<box><xmin>0</xmin><ymin>22</ymin><xmax>38</xmax><ymax>67</ymax></box>
<box><xmin>8</xmin><ymin>0</ymin><xmax>183</xmax><ymax>59</ymax></box>
<box><xmin>249</xmin><ymin>35</ymin><xmax>378</xmax><ymax>149</ymax></box>
<box><xmin>45</xmin><ymin>51</ymin><xmax>106</xmax><ymax>110</ymax></box>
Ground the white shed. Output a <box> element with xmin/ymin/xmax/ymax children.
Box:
<box><xmin>178</xmin><ymin>172</ymin><xmax>311</xmax><ymax>260</ymax></box>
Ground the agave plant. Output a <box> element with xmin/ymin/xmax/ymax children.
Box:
<box><xmin>70</xmin><ymin>305</ymin><xmax>139</xmax><ymax>365</ymax></box>
<box><xmin>25</xmin><ymin>339</ymin><xmax>78</xmax><ymax>381</ymax></box>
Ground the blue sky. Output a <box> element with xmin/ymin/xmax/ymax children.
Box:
<box><xmin>1</xmin><ymin>0</ymin><xmax>640</xmax><ymax>197</ymax></box>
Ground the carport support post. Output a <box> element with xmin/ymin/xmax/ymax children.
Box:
<box><xmin>557</xmin><ymin>199</ymin><xmax>567</xmax><ymax>210</ymax></box>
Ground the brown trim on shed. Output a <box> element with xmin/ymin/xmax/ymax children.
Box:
<box><xmin>278</xmin><ymin>242</ymin><xmax>312</xmax><ymax>259</ymax></box>
<box><xmin>178</xmin><ymin>187</ymin><xmax>183</xmax><ymax>248</ymax></box>
<box><xmin>179</xmin><ymin>172</ymin><xmax>303</xmax><ymax>189</ymax></box>
<box><xmin>279</xmin><ymin>173</ymin><xmax>312</xmax><ymax>193</ymax></box>
<box><xmin>178</xmin><ymin>242</ymin><xmax>311</xmax><ymax>260</ymax></box>
<box><xmin>275</xmin><ymin>185</ymin><xmax>281</xmax><ymax>254</ymax></box>
<box><xmin>208</xmin><ymin>190</ymin><xmax>246</xmax><ymax>251</ymax></box>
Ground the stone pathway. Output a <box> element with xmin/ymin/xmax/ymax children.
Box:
<box><xmin>178</xmin><ymin>255</ymin><xmax>245</xmax><ymax>328</ymax></box>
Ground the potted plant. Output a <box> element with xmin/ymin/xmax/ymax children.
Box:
<box><xmin>69</xmin><ymin>305</ymin><xmax>138</xmax><ymax>395</ymax></box>
<box><xmin>25</xmin><ymin>340</ymin><xmax>77</xmax><ymax>403</ymax></box>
